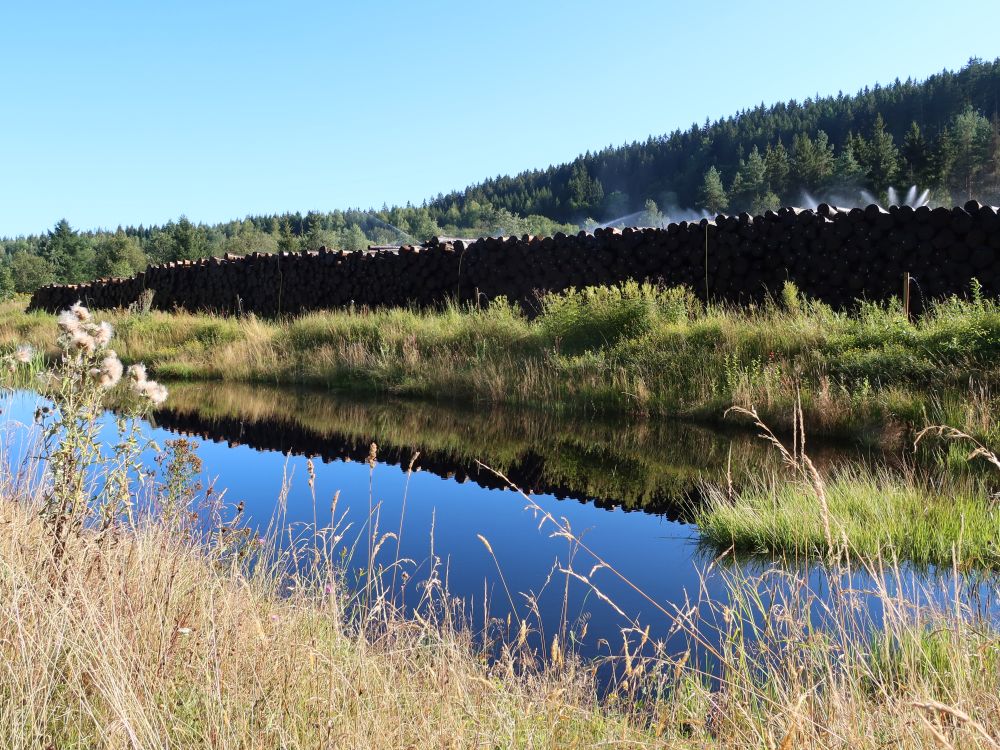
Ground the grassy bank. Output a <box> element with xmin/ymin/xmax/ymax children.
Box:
<box><xmin>4</xmin><ymin>281</ymin><xmax>1000</xmax><ymax>442</ymax></box>
<box><xmin>3</xmin><ymin>304</ymin><xmax>1000</xmax><ymax>748</ymax></box>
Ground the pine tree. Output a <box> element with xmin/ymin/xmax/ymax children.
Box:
<box><xmin>641</xmin><ymin>199</ymin><xmax>663</xmax><ymax>227</ymax></box>
<box><xmin>832</xmin><ymin>141</ymin><xmax>866</xmax><ymax>188</ymax></box>
<box><xmin>750</xmin><ymin>191</ymin><xmax>781</xmax><ymax>215</ymax></box>
<box><xmin>699</xmin><ymin>167</ymin><xmax>728</xmax><ymax>213</ymax></box>
<box><xmin>902</xmin><ymin>121</ymin><xmax>932</xmax><ymax>187</ymax></box>
<box><xmin>862</xmin><ymin>115</ymin><xmax>901</xmax><ymax>194</ymax></box>
<box><xmin>946</xmin><ymin>105</ymin><xmax>992</xmax><ymax>200</ymax></box>
<box><xmin>277</xmin><ymin>219</ymin><xmax>299</xmax><ymax>253</ymax></box>
<box><xmin>729</xmin><ymin>146</ymin><xmax>767</xmax><ymax>211</ymax></box>
<box><xmin>791</xmin><ymin>131</ymin><xmax>834</xmax><ymax>193</ymax></box>
<box><xmin>170</xmin><ymin>216</ymin><xmax>207</xmax><ymax>261</ymax></box>
<box><xmin>567</xmin><ymin>162</ymin><xmax>605</xmax><ymax>214</ymax></box>
<box><xmin>43</xmin><ymin>219</ymin><xmax>94</xmax><ymax>283</ymax></box>
<box><xmin>988</xmin><ymin>114</ymin><xmax>1000</xmax><ymax>200</ymax></box>
<box><xmin>764</xmin><ymin>140</ymin><xmax>791</xmax><ymax>202</ymax></box>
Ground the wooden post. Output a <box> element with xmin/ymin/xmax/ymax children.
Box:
<box><xmin>903</xmin><ymin>271</ymin><xmax>911</xmax><ymax>322</ymax></box>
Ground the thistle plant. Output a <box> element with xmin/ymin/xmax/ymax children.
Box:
<box><xmin>15</xmin><ymin>302</ymin><xmax>169</xmax><ymax>570</ymax></box>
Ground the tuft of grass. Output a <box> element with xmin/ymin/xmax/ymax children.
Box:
<box><xmin>696</xmin><ymin>465</ymin><xmax>1000</xmax><ymax>568</ymax></box>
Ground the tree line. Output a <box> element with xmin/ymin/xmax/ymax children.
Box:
<box><xmin>429</xmin><ymin>57</ymin><xmax>1000</xmax><ymax>222</ymax></box>
<box><xmin>3</xmin><ymin>57</ymin><xmax>1000</xmax><ymax>295</ymax></box>
<box><xmin>0</xmin><ymin>207</ymin><xmax>575</xmax><ymax>296</ymax></box>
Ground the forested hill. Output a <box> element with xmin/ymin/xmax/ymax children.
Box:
<box><xmin>426</xmin><ymin>57</ymin><xmax>1000</xmax><ymax>223</ymax></box>
<box><xmin>3</xmin><ymin>58</ymin><xmax>1000</xmax><ymax>297</ymax></box>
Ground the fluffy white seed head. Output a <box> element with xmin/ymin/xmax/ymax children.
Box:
<box><xmin>140</xmin><ymin>380</ymin><xmax>168</xmax><ymax>405</ymax></box>
<box><xmin>90</xmin><ymin>351</ymin><xmax>123</xmax><ymax>389</ymax></box>
<box><xmin>127</xmin><ymin>363</ymin><xmax>148</xmax><ymax>384</ymax></box>
<box><xmin>93</xmin><ymin>321</ymin><xmax>113</xmax><ymax>347</ymax></box>
<box><xmin>57</xmin><ymin>310</ymin><xmax>82</xmax><ymax>335</ymax></box>
<box><xmin>69</xmin><ymin>301</ymin><xmax>91</xmax><ymax>323</ymax></box>
<box><xmin>13</xmin><ymin>345</ymin><xmax>33</xmax><ymax>364</ymax></box>
<box><xmin>69</xmin><ymin>329</ymin><xmax>96</xmax><ymax>355</ymax></box>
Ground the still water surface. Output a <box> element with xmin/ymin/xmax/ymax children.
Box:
<box><xmin>2</xmin><ymin>383</ymin><xmax>988</xmax><ymax>666</ymax></box>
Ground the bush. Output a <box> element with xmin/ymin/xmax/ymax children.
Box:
<box><xmin>539</xmin><ymin>282</ymin><xmax>695</xmax><ymax>352</ymax></box>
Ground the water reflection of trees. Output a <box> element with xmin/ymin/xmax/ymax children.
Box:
<box><xmin>152</xmin><ymin>382</ymin><xmax>866</xmax><ymax>520</ymax></box>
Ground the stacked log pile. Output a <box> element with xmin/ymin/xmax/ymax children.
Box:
<box><xmin>29</xmin><ymin>201</ymin><xmax>1000</xmax><ymax>315</ymax></box>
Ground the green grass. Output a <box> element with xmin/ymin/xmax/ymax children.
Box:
<box><xmin>4</xmin><ymin>280</ymin><xmax>1000</xmax><ymax>443</ymax></box>
<box><xmin>696</xmin><ymin>466</ymin><xmax>1000</xmax><ymax>567</ymax></box>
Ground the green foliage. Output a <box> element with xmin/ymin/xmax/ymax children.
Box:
<box><xmin>539</xmin><ymin>282</ymin><xmax>695</xmax><ymax>352</ymax></box>
<box><xmin>730</xmin><ymin>146</ymin><xmax>767</xmax><ymax>211</ymax></box>
<box><xmin>423</xmin><ymin>59</ymin><xmax>1000</xmax><ymax>224</ymax></box>
<box><xmin>946</xmin><ymin>105</ymin><xmax>994</xmax><ymax>200</ymax></box>
<box><xmin>94</xmin><ymin>230</ymin><xmax>148</xmax><ymax>278</ymax></box>
<box><xmin>780</xmin><ymin>280</ymin><xmax>803</xmax><ymax>313</ymax></box>
<box><xmin>792</xmin><ymin>130</ymin><xmax>835</xmax><ymax>190</ymax></box>
<box><xmin>28</xmin><ymin>304</ymin><xmax>168</xmax><ymax>567</ymax></box>
<box><xmin>641</xmin><ymin>199</ymin><xmax>663</xmax><ymax>227</ymax></box>
<box><xmin>764</xmin><ymin>139</ymin><xmax>791</xmax><ymax>200</ymax></box>
<box><xmin>832</xmin><ymin>140</ymin><xmax>866</xmax><ymax>188</ymax></box>
<box><xmin>857</xmin><ymin>114</ymin><xmax>901</xmax><ymax>193</ymax></box>
<box><xmin>7</xmin><ymin>60</ymin><xmax>1000</xmax><ymax>288</ymax></box>
<box><xmin>699</xmin><ymin>167</ymin><xmax>728</xmax><ymax>214</ymax></box>
<box><xmin>11</xmin><ymin>251</ymin><xmax>55</xmax><ymax>292</ymax></box>
<box><xmin>167</xmin><ymin>216</ymin><xmax>208</xmax><ymax>262</ymax></box>
<box><xmin>43</xmin><ymin>219</ymin><xmax>94</xmax><ymax>284</ymax></box>
<box><xmin>696</xmin><ymin>465</ymin><xmax>1000</xmax><ymax>568</ymax></box>
<box><xmin>0</xmin><ymin>261</ymin><xmax>14</xmax><ymax>301</ymax></box>
<box><xmin>4</xmin><ymin>284</ymin><xmax>1000</xmax><ymax>444</ymax></box>
<box><xmin>567</xmin><ymin>162</ymin><xmax>605</xmax><ymax>215</ymax></box>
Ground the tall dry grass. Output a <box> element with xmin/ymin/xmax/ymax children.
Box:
<box><xmin>0</xmin><ymin>303</ymin><xmax>998</xmax><ymax>748</ymax></box>
<box><xmin>0</xmin><ymin>305</ymin><xmax>650</xmax><ymax>748</ymax></box>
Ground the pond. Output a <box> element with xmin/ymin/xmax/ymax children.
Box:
<box><xmin>1</xmin><ymin>382</ymin><xmax>992</xmax><ymax>671</ymax></box>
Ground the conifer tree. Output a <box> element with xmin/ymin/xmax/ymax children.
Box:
<box><xmin>169</xmin><ymin>216</ymin><xmax>207</xmax><ymax>261</ymax></box>
<box><xmin>861</xmin><ymin>115</ymin><xmax>901</xmax><ymax>193</ymax></box>
<box><xmin>730</xmin><ymin>146</ymin><xmax>767</xmax><ymax>211</ymax></box>
<box><xmin>832</xmin><ymin>141</ymin><xmax>866</xmax><ymax>188</ymax></box>
<box><xmin>43</xmin><ymin>219</ymin><xmax>94</xmax><ymax>284</ymax></box>
<box><xmin>699</xmin><ymin>167</ymin><xmax>728</xmax><ymax>213</ymax></box>
<box><xmin>764</xmin><ymin>140</ymin><xmax>791</xmax><ymax>202</ymax></box>
<box><xmin>277</xmin><ymin>219</ymin><xmax>299</xmax><ymax>253</ymax></box>
<box><xmin>641</xmin><ymin>199</ymin><xmax>663</xmax><ymax>227</ymax></box>
<box><xmin>946</xmin><ymin>105</ymin><xmax>992</xmax><ymax>199</ymax></box>
<box><xmin>902</xmin><ymin>121</ymin><xmax>933</xmax><ymax>187</ymax></box>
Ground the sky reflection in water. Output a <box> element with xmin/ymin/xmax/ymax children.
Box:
<box><xmin>2</xmin><ymin>384</ymin><xmax>994</xmax><ymax>670</ymax></box>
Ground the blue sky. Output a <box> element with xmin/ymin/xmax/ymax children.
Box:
<box><xmin>2</xmin><ymin>0</ymin><xmax>999</xmax><ymax>237</ymax></box>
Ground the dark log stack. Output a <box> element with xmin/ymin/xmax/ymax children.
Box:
<box><xmin>28</xmin><ymin>201</ymin><xmax>1000</xmax><ymax>315</ymax></box>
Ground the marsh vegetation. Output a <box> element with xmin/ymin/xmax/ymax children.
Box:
<box><xmin>3</xmin><ymin>280</ymin><xmax>1000</xmax><ymax>443</ymax></box>
<box><xmin>2</xmin><ymin>302</ymin><xmax>1000</xmax><ymax>747</ymax></box>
